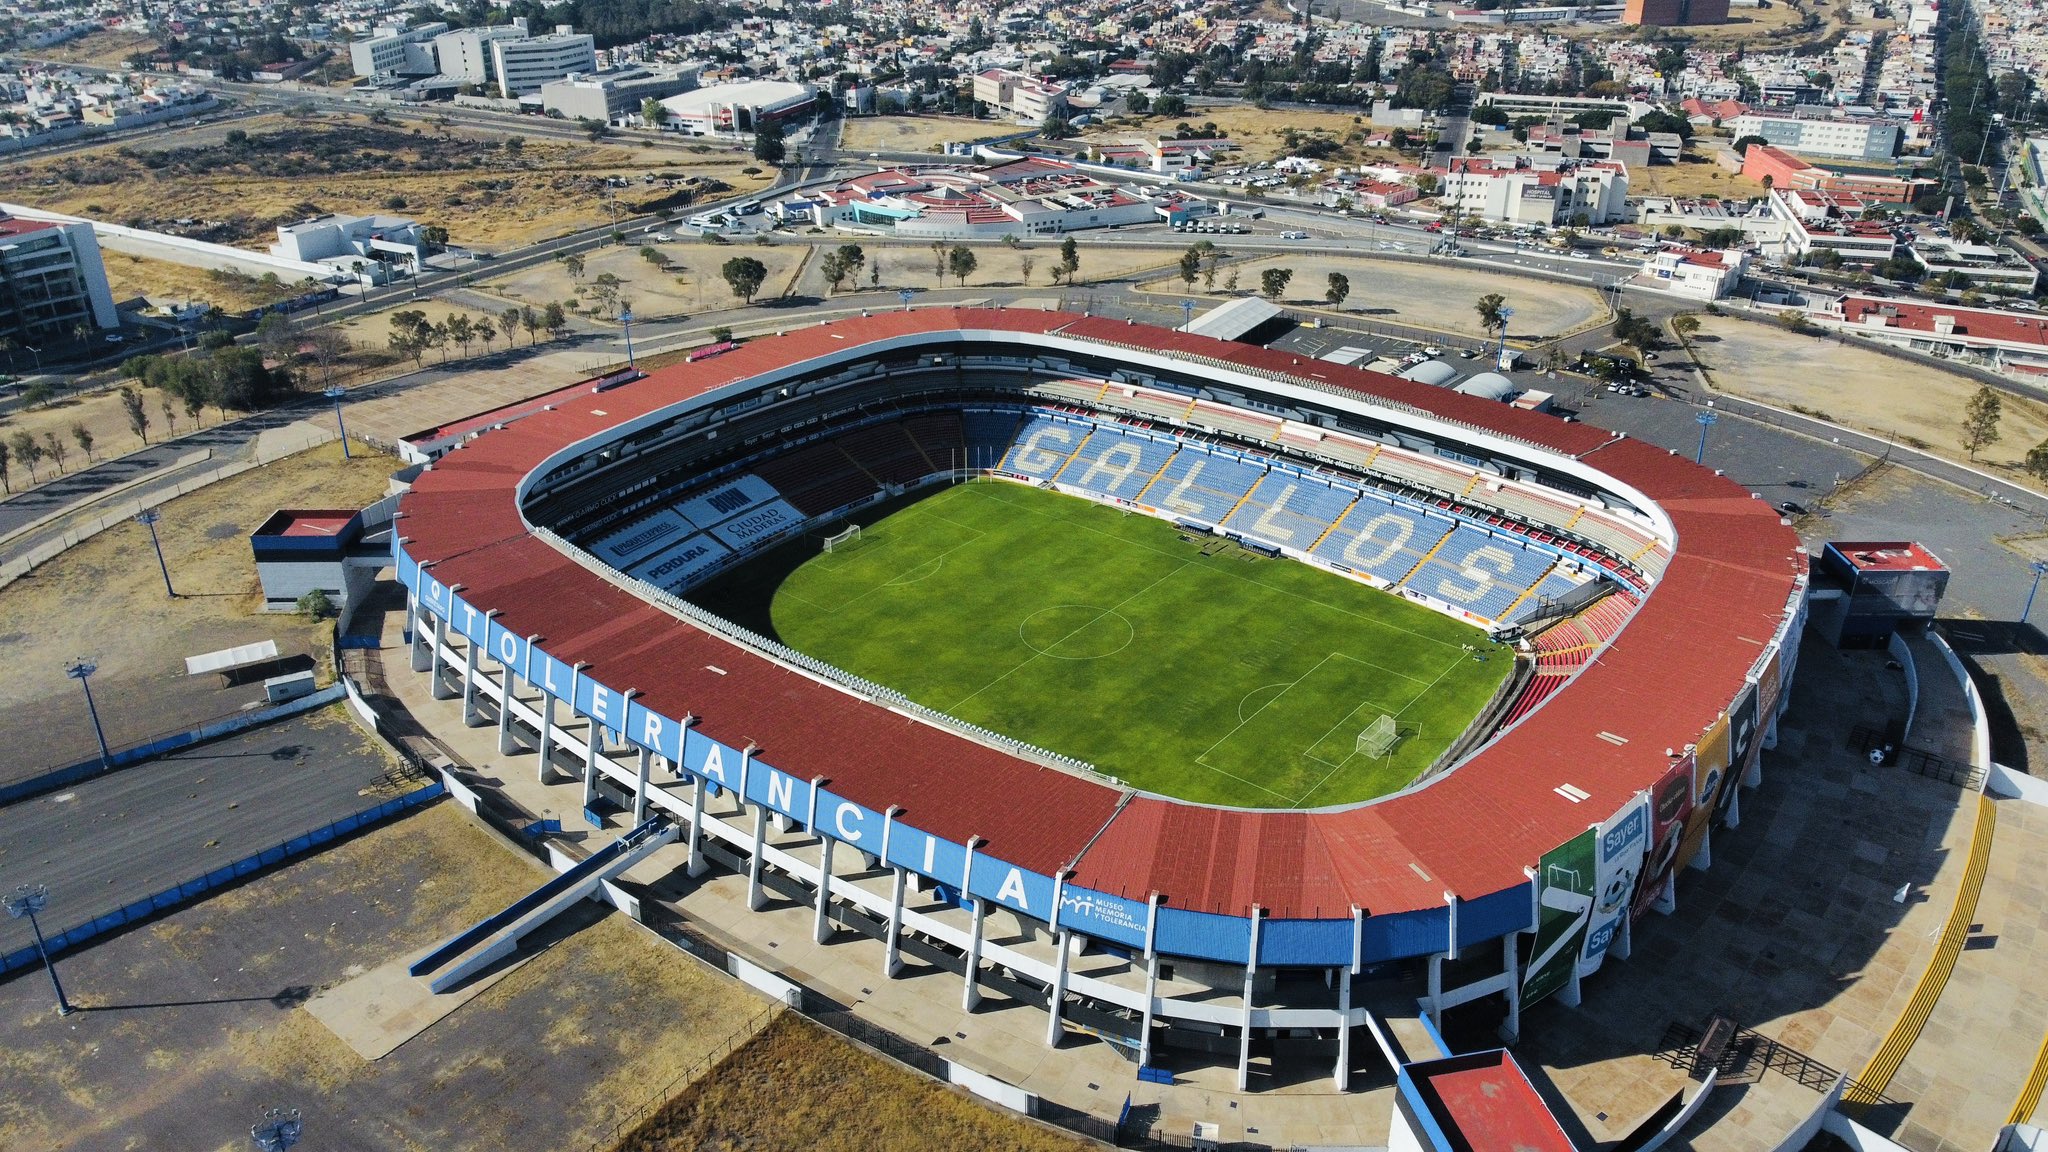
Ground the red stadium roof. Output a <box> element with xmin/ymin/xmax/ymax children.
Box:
<box><xmin>400</xmin><ymin>308</ymin><xmax>1803</xmax><ymax>917</ymax></box>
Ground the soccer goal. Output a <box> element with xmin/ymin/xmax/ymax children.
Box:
<box><xmin>1356</xmin><ymin>715</ymin><xmax>1401</xmax><ymax>759</ymax></box>
<box><xmin>822</xmin><ymin>524</ymin><xmax>862</xmax><ymax>553</ymax></box>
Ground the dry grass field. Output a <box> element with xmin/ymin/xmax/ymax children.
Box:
<box><xmin>1635</xmin><ymin>155</ymin><xmax>1767</xmax><ymax>200</ymax></box>
<box><xmin>25</xmin><ymin>28</ymin><xmax>157</xmax><ymax>66</ymax></box>
<box><xmin>481</xmin><ymin>239</ymin><xmax>813</xmax><ymax>318</ymax></box>
<box><xmin>1691</xmin><ymin>315</ymin><xmax>2048</xmax><ymax>492</ymax></box>
<box><xmin>0</xmin><ymin>113</ymin><xmax>774</xmax><ymax>252</ymax></box>
<box><xmin>618</xmin><ymin>1013</ymin><xmax>1088</xmax><ymax>1152</ymax></box>
<box><xmin>1085</xmin><ymin>105</ymin><xmax>1402</xmax><ymax>167</ymax></box>
<box><xmin>0</xmin><ymin>442</ymin><xmax>396</xmax><ymax>767</ymax></box>
<box><xmin>837</xmin><ymin>115</ymin><xmax>1000</xmax><ymax>154</ymax></box>
<box><xmin>100</xmin><ymin>252</ymin><xmax>303</xmax><ymax>313</ymax></box>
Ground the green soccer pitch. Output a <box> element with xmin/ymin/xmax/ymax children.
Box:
<box><xmin>687</xmin><ymin>482</ymin><xmax>1516</xmax><ymax>809</ymax></box>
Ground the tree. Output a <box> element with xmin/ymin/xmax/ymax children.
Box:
<box><xmin>2018</xmin><ymin>217</ymin><xmax>2044</xmax><ymax>238</ymax></box>
<box><xmin>160</xmin><ymin>395</ymin><xmax>177</xmax><ymax>436</ymax></box>
<box><xmin>1671</xmin><ymin>314</ymin><xmax>1701</xmax><ymax>346</ymax></box>
<box><xmin>1961</xmin><ymin>386</ymin><xmax>2003</xmax><ymax>460</ymax></box>
<box><xmin>254</xmin><ymin>311</ymin><xmax>297</xmax><ymax>363</ymax></box>
<box><xmin>821</xmin><ymin>243</ymin><xmax>866</xmax><ymax>293</ymax></box>
<box><xmin>870</xmin><ymin>261</ymin><xmax>882</xmax><ymax>290</ymax></box>
<box><xmin>474</xmin><ymin>315</ymin><xmax>497</xmax><ymax>352</ymax></box>
<box><xmin>22</xmin><ymin>381</ymin><xmax>55</xmax><ymax>409</ymax></box>
<box><xmin>2028</xmin><ymin>439</ymin><xmax>2048</xmax><ymax>484</ymax></box>
<box><xmin>1260</xmin><ymin>267</ymin><xmax>1294</xmax><ymax>301</ymax></box>
<box><xmin>447</xmin><ymin>314</ymin><xmax>474</xmax><ymax>357</ymax></box>
<box><xmin>753</xmin><ymin>120</ymin><xmax>786</xmax><ymax>165</ymax></box>
<box><xmin>70</xmin><ymin>423</ymin><xmax>93</xmax><ymax>463</ymax></box>
<box><xmin>296</xmin><ymin>588</ymin><xmax>335</xmax><ymax>620</ymax></box>
<box><xmin>1019</xmin><ymin>254</ymin><xmax>1035</xmax><ymax>283</ymax></box>
<box><xmin>1060</xmin><ymin>236</ymin><xmax>1081</xmax><ymax>285</ymax></box>
<box><xmin>305</xmin><ymin>327</ymin><xmax>349</xmax><ymax>385</ymax></box>
<box><xmin>930</xmin><ymin>240</ymin><xmax>948</xmax><ymax>283</ymax></box>
<box><xmin>1179</xmin><ymin>246</ymin><xmax>1203</xmax><ymax>288</ymax></box>
<box><xmin>120</xmin><ymin>385</ymin><xmax>150</xmax><ymax>445</ymax></box>
<box><xmin>947</xmin><ymin>245</ymin><xmax>978</xmax><ymax>286</ymax></box>
<box><xmin>564</xmin><ymin>254</ymin><xmax>586</xmax><ymax>280</ymax></box>
<box><xmin>580</xmin><ymin>117</ymin><xmax>611</xmax><ymax>142</ymax></box>
<box><xmin>389</xmin><ymin>309</ymin><xmax>431</xmax><ymax>367</ymax></box>
<box><xmin>1041</xmin><ymin>111</ymin><xmax>1071</xmax><ymax>140</ymax></box>
<box><xmin>10</xmin><ymin>430</ymin><xmax>41</xmax><ymax>483</ymax></box>
<box><xmin>42</xmin><ymin>431</ymin><xmax>65</xmax><ymax>474</ymax></box>
<box><xmin>521</xmin><ymin>305</ymin><xmax>541</xmax><ymax>345</ymax></box>
<box><xmin>504</xmin><ymin>135</ymin><xmax>525</xmax><ymax>156</ymax></box>
<box><xmin>721</xmin><ymin>256</ymin><xmax>769</xmax><ymax>304</ymax></box>
<box><xmin>642</xmin><ymin>97</ymin><xmax>669</xmax><ymax>126</ymax></box>
<box><xmin>502</xmin><ymin>306</ymin><xmax>524</xmax><ymax>347</ymax></box>
<box><xmin>1776</xmin><ymin>309</ymin><xmax>1810</xmax><ymax>334</ymax></box>
<box><xmin>1475</xmin><ymin>292</ymin><xmax>1508</xmax><ymax>339</ymax></box>
<box><xmin>0</xmin><ymin>437</ymin><xmax>9</xmax><ymax>492</ymax></box>
<box><xmin>1325</xmin><ymin>272</ymin><xmax>1350</xmax><ymax>308</ymax></box>
<box><xmin>1225</xmin><ymin>269</ymin><xmax>1241</xmax><ymax>294</ymax></box>
<box><xmin>542</xmin><ymin>302</ymin><xmax>569</xmax><ymax>341</ymax></box>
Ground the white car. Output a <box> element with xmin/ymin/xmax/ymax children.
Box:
<box><xmin>1568</xmin><ymin>251</ymin><xmax>1592</xmax><ymax>261</ymax></box>
<box><xmin>1280</xmin><ymin>230</ymin><xmax>1310</xmax><ymax>240</ymax></box>
<box><xmin>651</xmin><ymin>232</ymin><xmax>674</xmax><ymax>242</ymax></box>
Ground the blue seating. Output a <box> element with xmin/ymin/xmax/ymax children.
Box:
<box><xmin>999</xmin><ymin>413</ymin><xmax>1093</xmax><ymax>480</ymax></box>
<box><xmin>1222</xmin><ymin>470</ymin><xmax>1360</xmax><ymax>551</ymax></box>
<box><xmin>1055</xmin><ymin>424</ymin><xmax>1180</xmax><ymax>501</ymax></box>
<box><xmin>960</xmin><ymin>409</ymin><xmax>1022</xmax><ymax>472</ymax></box>
<box><xmin>1140</xmin><ymin>446</ymin><xmax>1267</xmax><ymax>524</ymax></box>
<box><xmin>1404</xmin><ymin>525</ymin><xmax>1559</xmax><ymax>620</ymax></box>
<box><xmin>1522</xmin><ymin>567</ymin><xmax>1590</xmax><ymax>611</ymax></box>
<box><xmin>1309</xmin><ymin>493</ymin><xmax>1456</xmax><ymax>584</ymax></box>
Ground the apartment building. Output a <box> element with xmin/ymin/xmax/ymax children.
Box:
<box><xmin>1728</xmin><ymin>110</ymin><xmax>1901</xmax><ymax>161</ymax></box>
<box><xmin>0</xmin><ymin>215</ymin><xmax>117</xmax><ymax>342</ymax></box>
<box><xmin>972</xmin><ymin>68</ymin><xmax>1069</xmax><ymax>123</ymax></box>
<box><xmin>1440</xmin><ymin>158</ymin><xmax>1631</xmax><ymax>226</ymax></box>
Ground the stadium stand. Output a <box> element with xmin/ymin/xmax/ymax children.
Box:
<box><xmin>1221</xmin><ymin>470</ymin><xmax>1361</xmax><ymax>552</ymax></box>
<box><xmin>753</xmin><ymin>436</ymin><xmax>883</xmax><ymax>515</ymax></box>
<box><xmin>959</xmin><ymin>409</ymin><xmax>1022</xmax><ymax>471</ymax></box>
<box><xmin>1406</xmin><ymin>526</ymin><xmax>1560</xmax><ymax>621</ymax></box>
<box><xmin>901</xmin><ymin>412</ymin><xmax>966</xmax><ymax>473</ymax></box>
<box><xmin>836</xmin><ymin>421</ymin><xmax>933</xmax><ymax>488</ymax></box>
<box><xmin>1309</xmin><ymin>492</ymin><xmax>1459</xmax><ymax>585</ymax></box>
<box><xmin>1140</xmin><ymin>444</ymin><xmax>1268</xmax><ymax>523</ymax></box>
<box><xmin>1000</xmin><ymin>412</ymin><xmax>1096</xmax><ymax>480</ymax></box>
<box><xmin>1053</xmin><ymin>423</ymin><xmax>1182</xmax><ymax>503</ymax></box>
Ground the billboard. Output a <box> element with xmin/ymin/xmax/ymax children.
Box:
<box><xmin>1716</xmin><ymin>682</ymin><xmax>1760</xmax><ymax>824</ymax></box>
<box><xmin>1672</xmin><ymin>713</ymin><xmax>1729</xmax><ymax>875</ymax></box>
<box><xmin>1521</xmin><ymin>828</ymin><xmax>1596</xmax><ymax>1008</ymax></box>
<box><xmin>1630</xmin><ymin>757</ymin><xmax>1694</xmax><ymax>922</ymax></box>
<box><xmin>1577</xmin><ymin>792</ymin><xmax>1649</xmax><ymax>978</ymax></box>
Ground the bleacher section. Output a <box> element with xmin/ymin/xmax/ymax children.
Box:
<box><xmin>1221</xmin><ymin>471</ymin><xmax>1360</xmax><ymax>553</ymax></box>
<box><xmin>1405</xmin><ymin>526</ymin><xmax>1561</xmax><ymax>621</ymax></box>
<box><xmin>1141</xmin><ymin>446</ymin><xmax>1268</xmax><ymax>524</ymax></box>
<box><xmin>569</xmin><ymin>402</ymin><xmax>1662</xmax><ymax>630</ymax></box>
<box><xmin>1497</xmin><ymin>593</ymin><xmax>1635</xmax><ymax>729</ymax></box>
<box><xmin>1310</xmin><ymin>493</ymin><xmax>1458</xmax><ymax>585</ymax></box>
<box><xmin>1052</xmin><ymin>423</ymin><xmax>1181</xmax><ymax>503</ymax></box>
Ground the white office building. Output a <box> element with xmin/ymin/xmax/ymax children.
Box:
<box><xmin>271</xmin><ymin>213</ymin><xmax>426</xmax><ymax>280</ymax></box>
<box><xmin>1727</xmin><ymin>111</ymin><xmax>1900</xmax><ymax>161</ymax></box>
<box><xmin>1439</xmin><ymin>158</ymin><xmax>1631</xmax><ymax>226</ymax></box>
<box><xmin>349</xmin><ymin>22</ymin><xmax>446</xmax><ymax>78</ymax></box>
<box><xmin>490</xmin><ymin>29</ymin><xmax>598</xmax><ymax>98</ymax></box>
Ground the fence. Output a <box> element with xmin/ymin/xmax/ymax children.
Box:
<box><xmin>0</xmin><ymin>780</ymin><xmax>443</xmax><ymax>978</ymax></box>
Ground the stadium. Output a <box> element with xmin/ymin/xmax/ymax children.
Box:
<box><xmin>392</xmin><ymin>308</ymin><xmax>1808</xmax><ymax>1093</ymax></box>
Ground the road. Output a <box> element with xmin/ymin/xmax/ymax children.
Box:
<box><xmin>0</xmin><ymin>715</ymin><xmax>401</xmax><ymax>958</ymax></box>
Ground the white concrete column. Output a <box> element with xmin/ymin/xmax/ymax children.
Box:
<box><xmin>461</xmin><ymin>637</ymin><xmax>481</xmax><ymax>727</ymax></box>
<box><xmin>495</xmin><ymin>651</ymin><xmax>517</xmax><ymax>755</ymax></box>
<box><xmin>686</xmin><ymin>775</ymin><xmax>708</xmax><ymax>877</ymax></box>
<box><xmin>884</xmin><ymin>866</ymin><xmax>907</xmax><ymax>977</ymax></box>
<box><xmin>1653</xmin><ymin>868</ymin><xmax>1677</xmax><ymax>916</ymax></box>
<box><xmin>1558</xmin><ymin>956</ymin><xmax>1583</xmax><ymax>1008</ymax></box>
<box><xmin>1725</xmin><ymin>783</ymin><xmax>1743</xmax><ymax>828</ymax></box>
<box><xmin>1613</xmin><ymin>902</ymin><xmax>1633</xmax><ymax>962</ymax></box>
<box><xmin>1335</xmin><ymin>966</ymin><xmax>1354</xmax><ymax>1091</ymax></box>
<box><xmin>1044</xmin><ymin>928</ymin><xmax>1072</xmax><ymax>1047</ymax></box>
<box><xmin>430</xmin><ymin>613</ymin><xmax>451</xmax><ymax>698</ymax></box>
<box><xmin>409</xmin><ymin>592</ymin><xmax>431</xmax><ymax>672</ymax></box>
<box><xmin>1501</xmin><ymin>933</ymin><xmax>1523</xmax><ymax>1044</ymax></box>
<box><xmin>747</xmin><ymin>805</ymin><xmax>768</xmax><ymax>911</ymax></box>
<box><xmin>1690</xmin><ymin>826</ymin><xmax>1713</xmax><ymax>871</ymax></box>
<box><xmin>813</xmin><ymin>835</ymin><xmax>836</xmax><ymax>944</ymax></box>
<box><xmin>634</xmin><ymin>746</ymin><xmax>653</xmax><ymax>824</ymax></box>
<box><xmin>1138</xmin><ymin>951</ymin><xmax>1161</xmax><ymax>1068</ymax></box>
<box><xmin>962</xmin><ymin>897</ymin><xmax>987</xmax><ymax>1012</ymax></box>
<box><xmin>537</xmin><ymin>694</ymin><xmax>556</xmax><ymax>782</ymax></box>
<box><xmin>1237</xmin><ymin>906</ymin><xmax>1263</xmax><ymax>1093</ymax></box>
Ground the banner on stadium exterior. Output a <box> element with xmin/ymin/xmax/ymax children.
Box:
<box><xmin>1578</xmin><ymin>792</ymin><xmax>1650</xmax><ymax>978</ymax></box>
<box><xmin>1757</xmin><ymin>646</ymin><xmax>1784</xmax><ymax>723</ymax></box>
<box><xmin>1671</xmin><ymin>713</ymin><xmax>1729</xmax><ymax>875</ymax></box>
<box><xmin>1716</xmin><ymin>682</ymin><xmax>1760</xmax><ymax>823</ymax></box>
<box><xmin>1521</xmin><ymin>828</ymin><xmax>1597</xmax><ymax>1008</ymax></box>
<box><xmin>1630</xmin><ymin>757</ymin><xmax>1694</xmax><ymax>922</ymax></box>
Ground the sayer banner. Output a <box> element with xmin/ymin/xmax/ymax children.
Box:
<box><xmin>1521</xmin><ymin>827</ymin><xmax>1597</xmax><ymax>1008</ymax></box>
<box><xmin>1578</xmin><ymin>791</ymin><xmax>1650</xmax><ymax>979</ymax></box>
<box><xmin>1630</xmin><ymin>756</ymin><xmax>1695</xmax><ymax>923</ymax></box>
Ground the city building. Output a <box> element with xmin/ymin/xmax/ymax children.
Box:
<box><xmin>1624</xmin><ymin>0</ymin><xmax>1731</xmax><ymax>26</ymax></box>
<box><xmin>271</xmin><ymin>213</ymin><xmax>427</xmax><ymax>278</ymax></box>
<box><xmin>348</xmin><ymin>22</ymin><xmax>446</xmax><ymax>78</ymax></box>
<box><xmin>489</xmin><ymin>28</ymin><xmax>599</xmax><ymax>98</ymax></box>
<box><xmin>1728</xmin><ymin>110</ymin><xmax>1900</xmax><ymax>161</ymax></box>
<box><xmin>1908</xmin><ymin>237</ymin><xmax>2042</xmax><ymax>294</ymax></box>
<box><xmin>772</xmin><ymin>158</ymin><xmax>1158</xmax><ymax>239</ymax></box>
<box><xmin>1639</xmin><ymin>245</ymin><xmax>1749</xmax><ymax>300</ymax></box>
<box><xmin>972</xmin><ymin>68</ymin><xmax>1070</xmax><ymax>123</ymax></box>
<box><xmin>432</xmin><ymin>24</ymin><xmax>533</xmax><ymax>87</ymax></box>
<box><xmin>1740</xmin><ymin>144</ymin><xmax>1931</xmax><ymax>203</ymax></box>
<box><xmin>1765</xmin><ymin>187</ymin><xmax>1899</xmax><ymax>263</ymax></box>
<box><xmin>1440</xmin><ymin>157</ymin><xmax>1631</xmax><ymax>226</ymax></box>
<box><xmin>541</xmin><ymin>68</ymin><xmax>697</xmax><ymax>123</ymax></box>
<box><xmin>1816</xmin><ymin>296</ymin><xmax>2048</xmax><ymax>377</ymax></box>
<box><xmin>0</xmin><ymin>213</ymin><xmax>117</xmax><ymax>342</ymax></box>
<box><xmin>658</xmin><ymin>80</ymin><xmax>815</xmax><ymax>137</ymax></box>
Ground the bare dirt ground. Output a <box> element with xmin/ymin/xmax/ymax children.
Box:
<box><xmin>0</xmin><ymin>441</ymin><xmax>396</xmax><ymax>779</ymax></box>
<box><xmin>24</xmin><ymin>29</ymin><xmax>157</xmax><ymax>66</ymax></box>
<box><xmin>100</xmin><ymin>252</ymin><xmax>302</xmax><ymax>313</ymax></box>
<box><xmin>0</xmin><ymin>801</ymin><xmax>775</xmax><ymax>1152</ymax></box>
<box><xmin>0</xmin><ymin>112</ymin><xmax>774</xmax><ymax>252</ymax></box>
<box><xmin>1691</xmin><ymin>315</ymin><xmax>2048</xmax><ymax>492</ymax></box>
<box><xmin>1634</xmin><ymin>154</ymin><xmax>1767</xmax><ymax>199</ymax></box>
<box><xmin>837</xmin><ymin>115</ymin><xmax>1000</xmax><ymax>154</ymax></box>
<box><xmin>1144</xmin><ymin>254</ymin><xmax>1606</xmax><ymax>339</ymax></box>
<box><xmin>619</xmin><ymin>1013</ymin><xmax>1087</xmax><ymax>1152</ymax></box>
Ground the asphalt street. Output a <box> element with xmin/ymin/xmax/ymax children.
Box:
<box><xmin>0</xmin><ymin>713</ymin><xmax>400</xmax><ymax>958</ymax></box>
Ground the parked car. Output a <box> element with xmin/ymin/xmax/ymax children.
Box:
<box><xmin>1280</xmin><ymin>230</ymin><xmax>1309</xmax><ymax>240</ymax></box>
